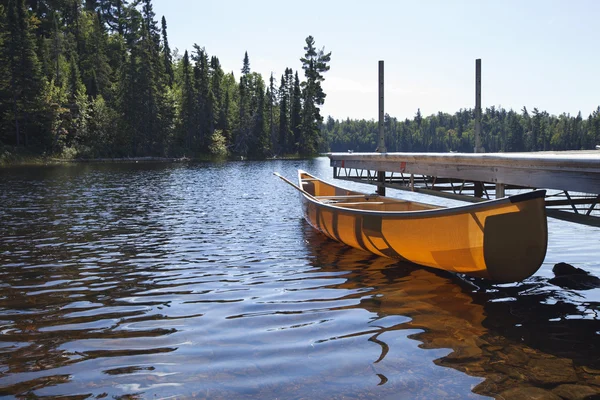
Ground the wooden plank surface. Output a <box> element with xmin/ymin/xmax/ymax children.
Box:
<box><xmin>329</xmin><ymin>151</ymin><xmax>600</xmax><ymax>195</ymax></box>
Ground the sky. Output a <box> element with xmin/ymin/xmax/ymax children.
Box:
<box><xmin>153</xmin><ymin>0</ymin><xmax>600</xmax><ymax>121</ymax></box>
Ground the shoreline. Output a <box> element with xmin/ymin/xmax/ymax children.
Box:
<box><xmin>1</xmin><ymin>154</ymin><xmax>308</xmax><ymax>168</ymax></box>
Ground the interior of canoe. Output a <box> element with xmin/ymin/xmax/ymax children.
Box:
<box><xmin>299</xmin><ymin>172</ymin><xmax>441</xmax><ymax>212</ymax></box>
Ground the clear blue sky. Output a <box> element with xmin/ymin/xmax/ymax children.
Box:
<box><xmin>153</xmin><ymin>0</ymin><xmax>600</xmax><ymax>121</ymax></box>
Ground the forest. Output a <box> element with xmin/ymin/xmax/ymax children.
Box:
<box><xmin>1</xmin><ymin>0</ymin><xmax>599</xmax><ymax>163</ymax></box>
<box><xmin>0</xmin><ymin>0</ymin><xmax>331</xmax><ymax>160</ymax></box>
<box><xmin>325</xmin><ymin>106</ymin><xmax>600</xmax><ymax>154</ymax></box>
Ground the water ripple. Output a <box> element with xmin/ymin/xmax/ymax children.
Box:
<box><xmin>0</xmin><ymin>160</ymin><xmax>599</xmax><ymax>399</ymax></box>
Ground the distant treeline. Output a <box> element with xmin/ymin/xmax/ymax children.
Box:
<box><xmin>324</xmin><ymin>106</ymin><xmax>600</xmax><ymax>153</ymax></box>
<box><xmin>0</xmin><ymin>0</ymin><xmax>331</xmax><ymax>160</ymax></box>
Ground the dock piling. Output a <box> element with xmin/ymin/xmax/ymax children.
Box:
<box><xmin>474</xmin><ymin>58</ymin><xmax>485</xmax><ymax>197</ymax></box>
<box><xmin>474</xmin><ymin>59</ymin><xmax>483</xmax><ymax>154</ymax></box>
<box><xmin>377</xmin><ymin>60</ymin><xmax>386</xmax><ymax>196</ymax></box>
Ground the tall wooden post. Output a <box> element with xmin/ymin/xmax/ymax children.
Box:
<box><xmin>474</xmin><ymin>59</ymin><xmax>482</xmax><ymax>153</ymax></box>
<box><xmin>377</xmin><ymin>60</ymin><xmax>386</xmax><ymax>196</ymax></box>
<box><xmin>474</xmin><ymin>58</ymin><xmax>484</xmax><ymax>198</ymax></box>
<box><xmin>378</xmin><ymin>61</ymin><xmax>386</xmax><ymax>153</ymax></box>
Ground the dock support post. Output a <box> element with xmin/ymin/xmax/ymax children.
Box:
<box><xmin>495</xmin><ymin>183</ymin><xmax>505</xmax><ymax>198</ymax></box>
<box><xmin>474</xmin><ymin>59</ymin><xmax>483</xmax><ymax>153</ymax></box>
<box><xmin>474</xmin><ymin>58</ymin><xmax>484</xmax><ymax>198</ymax></box>
<box><xmin>377</xmin><ymin>60</ymin><xmax>386</xmax><ymax>196</ymax></box>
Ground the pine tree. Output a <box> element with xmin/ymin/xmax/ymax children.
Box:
<box><xmin>80</xmin><ymin>10</ymin><xmax>112</xmax><ymax>99</ymax></box>
<box><xmin>49</xmin><ymin>11</ymin><xmax>65</xmax><ymax>85</ymax></box>
<box><xmin>299</xmin><ymin>35</ymin><xmax>330</xmax><ymax>155</ymax></box>
<box><xmin>506</xmin><ymin>110</ymin><xmax>524</xmax><ymax>151</ymax></box>
<box><xmin>130</xmin><ymin>3</ymin><xmax>173</xmax><ymax>156</ymax></box>
<box><xmin>249</xmin><ymin>78</ymin><xmax>267</xmax><ymax>157</ymax></box>
<box><xmin>0</xmin><ymin>4</ymin><xmax>9</xmax><ymax>144</ymax></box>
<box><xmin>141</xmin><ymin>0</ymin><xmax>159</xmax><ymax>47</ymax></box>
<box><xmin>268</xmin><ymin>72</ymin><xmax>276</xmax><ymax>154</ymax></box>
<box><xmin>100</xmin><ymin>0</ymin><xmax>130</xmax><ymax>36</ymax></box>
<box><xmin>291</xmin><ymin>71</ymin><xmax>302</xmax><ymax>152</ymax></box>
<box><xmin>236</xmin><ymin>52</ymin><xmax>252</xmax><ymax>155</ymax></box>
<box><xmin>220</xmin><ymin>71</ymin><xmax>236</xmax><ymax>147</ymax></box>
<box><xmin>179</xmin><ymin>49</ymin><xmax>194</xmax><ymax>150</ymax></box>
<box><xmin>161</xmin><ymin>16</ymin><xmax>173</xmax><ymax>86</ymax></box>
<box><xmin>2</xmin><ymin>0</ymin><xmax>45</xmax><ymax>147</ymax></box>
<box><xmin>118</xmin><ymin>44</ymin><xmax>140</xmax><ymax>155</ymax></box>
<box><xmin>241</xmin><ymin>51</ymin><xmax>250</xmax><ymax>75</ymax></box>
<box><xmin>210</xmin><ymin>56</ymin><xmax>224</xmax><ymax>131</ymax></box>
<box><xmin>192</xmin><ymin>45</ymin><xmax>210</xmax><ymax>152</ymax></box>
<box><xmin>278</xmin><ymin>73</ymin><xmax>289</xmax><ymax>153</ymax></box>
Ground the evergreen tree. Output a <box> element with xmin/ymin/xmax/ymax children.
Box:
<box><xmin>192</xmin><ymin>45</ymin><xmax>210</xmax><ymax>152</ymax></box>
<box><xmin>249</xmin><ymin>77</ymin><xmax>267</xmax><ymax>157</ymax></box>
<box><xmin>80</xmin><ymin>10</ymin><xmax>112</xmax><ymax>99</ymax></box>
<box><xmin>278</xmin><ymin>73</ymin><xmax>289</xmax><ymax>153</ymax></box>
<box><xmin>210</xmin><ymin>56</ymin><xmax>224</xmax><ymax>131</ymax></box>
<box><xmin>299</xmin><ymin>35</ymin><xmax>330</xmax><ymax>155</ymax></box>
<box><xmin>49</xmin><ymin>11</ymin><xmax>66</xmax><ymax>85</ymax></box>
<box><xmin>291</xmin><ymin>71</ymin><xmax>302</xmax><ymax>152</ymax></box>
<box><xmin>161</xmin><ymin>16</ymin><xmax>173</xmax><ymax>86</ymax></box>
<box><xmin>179</xmin><ymin>49</ymin><xmax>194</xmax><ymax>150</ymax></box>
<box><xmin>235</xmin><ymin>52</ymin><xmax>253</xmax><ymax>155</ymax></box>
<box><xmin>100</xmin><ymin>0</ymin><xmax>130</xmax><ymax>36</ymax></box>
<box><xmin>268</xmin><ymin>72</ymin><xmax>276</xmax><ymax>154</ymax></box>
<box><xmin>220</xmin><ymin>71</ymin><xmax>237</xmax><ymax>145</ymax></box>
<box><xmin>141</xmin><ymin>0</ymin><xmax>159</xmax><ymax>46</ymax></box>
<box><xmin>117</xmin><ymin>44</ymin><xmax>140</xmax><ymax>155</ymax></box>
<box><xmin>130</xmin><ymin>4</ymin><xmax>173</xmax><ymax>156</ymax></box>
<box><xmin>241</xmin><ymin>51</ymin><xmax>250</xmax><ymax>75</ymax></box>
<box><xmin>2</xmin><ymin>0</ymin><xmax>45</xmax><ymax>147</ymax></box>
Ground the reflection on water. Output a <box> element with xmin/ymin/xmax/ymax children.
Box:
<box><xmin>0</xmin><ymin>160</ymin><xmax>599</xmax><ymax>399</ymax></box>
<box><xmin>304</xmin><ymin>227</ymin><xmax>600</xmax><ymax>398</ymax></box>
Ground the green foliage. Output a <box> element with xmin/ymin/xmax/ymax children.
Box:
<box><xmin>323</xmin><ymin>106</ymin><xmax>600</xmax><ymax>153</ymax></box>
<box><xmin>1</xmin><ymin>0</ymin><xmax>46</xmax><ymax>147</ymax></box>
<box><xmin>299</xmin><ymin>35</ymin><xmax>331</xmax><ymax>156</ymax></box>
<box><xmin>7</xmin><ymin>1</ymin><xmax>596</xmax><ymax>162</ymax></box>
<box><xmin>161</xmin><ymin>16</ymin><xmax>173</xmax><ymax>85</ymax></box>
<box><xmin>0</xmin><ymin>0</ymin><xmax>340</xmax><ymax>160</ymax></box>
<box><xmin>241</xmin><ymin>51</ymin><xmax>250</xmax><ymax>75</ymax></box>
<box><xmin>208</xmin><ymin>129</ymin><xmax>228</xmax><ymax>158</ymax></box>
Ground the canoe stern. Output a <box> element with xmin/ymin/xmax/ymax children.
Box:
<box><xmin>483</xmin><ymin>194</ymin><xmax>548</xmax><ymax>282</ymax></box>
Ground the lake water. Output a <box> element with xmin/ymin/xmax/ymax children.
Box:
<box><xmin>0</xmin><ymin>157</ymin><xmax>599</xmax><ymax>399</ymax></box>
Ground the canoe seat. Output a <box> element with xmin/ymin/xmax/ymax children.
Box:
<box><xmin>333</xmin><ymin>202</ymin><xmax>385</xmax><ymax>206</ymax></box>
<box><xmin>316</xmin><ymin>195</ymin><xmax>372</xmax><ymax>199</ymax></box>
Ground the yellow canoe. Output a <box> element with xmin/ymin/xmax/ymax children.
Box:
<box><xmin>277</xmin><ymin>170</ymin><xmax>548</xmax><ymax>282</ymax></box>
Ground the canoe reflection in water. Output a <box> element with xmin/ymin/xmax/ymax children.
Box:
<box><xmin>302</xmin><ymin>223</ymin><xmax>600</xmax><ymax>399</ymax></box>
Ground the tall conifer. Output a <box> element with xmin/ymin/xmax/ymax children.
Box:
<box><xmin>161</xmin><ymin>16</ymin><xmax>173</xmax><ymax>85</ymax></box>
<box><xmin>278</xmin><ymin>74</ymin><xmax>289</xmax><ymax>153</ymax></box>
<box><xmin>299</xmin><ymin>35</ymin><xmax>330</xmax><ymax>155</ymax></box>
<box><xmin>3</xmin><ymin>0</ymin><xmax>44</xmax><ymax>147</ymax></box>
<box><xmin>241</xmin><ymin>51</ymin><xmax>250</xmax><ymax>75</ymax></box>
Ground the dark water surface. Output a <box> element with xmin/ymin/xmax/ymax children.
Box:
<box><xmin>0</xmin><ymin>158</ymin><xmax>599</xmax><ymax>399</ymax></box>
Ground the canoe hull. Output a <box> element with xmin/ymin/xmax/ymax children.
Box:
<box><xmin>297</xmin><ymin>171</ymin><xmax>548</xmax><ymax>282</ymax></box>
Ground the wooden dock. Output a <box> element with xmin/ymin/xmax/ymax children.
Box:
<box><xmin>329</xmin><ymin>59</ymin><xmax>600</xmax><ymax>226</ymax></box>
<box><xmin>329</xmin><ymin>150</ymin><xmax>600</xmax><ymax>226</ymax></box>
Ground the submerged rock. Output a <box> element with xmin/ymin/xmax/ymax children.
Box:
<box><xmin>553</xmin><ymin>262</ymin><xmax>589</xmax><ymax>276</ymax></box>
<box><xmin>552</xmin><ymin>384</ymin><xmax>600</xmax><ymax>400</ymax></box>
<box><xmin>526</xmin><ymin>357</ymin><xmax>578</xmax><ymax>385</ymax></box>
<box><xmin>550</xmin><ymin>262</ymin><xmax>600</xmax><ymax>290</ymax></box>
<box><xmin>498</xmin><ymin>386</ymin><xmax>561</xmax><ymax>400</ymax></box>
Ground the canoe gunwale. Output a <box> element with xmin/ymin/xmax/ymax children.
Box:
<box><xmin>297</xmin><ymin>170</ymin><xmax>546</xmax><ymax>219</ymax></box>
